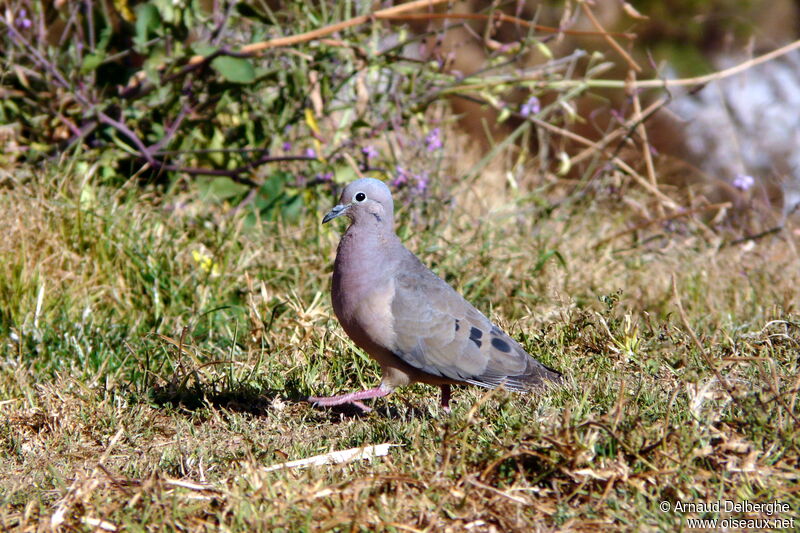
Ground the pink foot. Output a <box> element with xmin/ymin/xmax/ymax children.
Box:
<box><xmin>308</xmin><ymin>384</ymin><xmax>393</xmax><ymax>412</ymax></box>
<box><xmin>440</xmin><ymin>384</ymin><xmax>452</xmax><ymax>414</ymax></box>
<box><xmin>350</xmin><ymin>401</ymin><xmax>372</xmax><ymax>412</ymax></box>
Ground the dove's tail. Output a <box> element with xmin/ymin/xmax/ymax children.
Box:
<box><xmin>518</xmin><ymin>359</ymin><xmax>563</xmax><ymax>387</ymax></box>
<box><xmin>464</xmin><ymin>359</ymin><xmax>563</xmax><ymax>393</ymax></box>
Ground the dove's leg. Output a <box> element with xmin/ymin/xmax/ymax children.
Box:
<box><xmin>440</xmin><ymin>384</ymin><xmax>452</xmax><ymax>413</ymax></box>
<box><xmin>309</xmin><ymin>384</ymin><xmax>393</xmax><ymax>412</ymax></box>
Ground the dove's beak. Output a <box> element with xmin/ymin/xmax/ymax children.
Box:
<box><xmin>322</xmin><ymin>203</ymin><xmax>350</xmax><ymax>224</ymax></box>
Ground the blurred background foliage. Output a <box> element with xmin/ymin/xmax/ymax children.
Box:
<box><xmin>2</xmin><ymin>0</ymin><xmax>799</xmax><ymax>225</ymax></box>
<box><xmin>2</xmin><ymin>0</ymin><xmax>465</xmax><ymax>222</ymax></box>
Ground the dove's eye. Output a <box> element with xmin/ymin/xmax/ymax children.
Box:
<box><xmin>354</xmin><ymin>192</ymin><xmax>367</xmax><ymax>202</ymax></box>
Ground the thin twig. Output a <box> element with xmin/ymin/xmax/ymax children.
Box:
<box><xmin>721</xmin><ymin>226</ymin><xmax>783</xmax><ymax>248</ymax></box>
<box><xmin>97</xmin><ymin>112</ymin><xmax>158</xmax><ymax>166</ymax></box>
<box><xmin>628</xmin><ymin>71</ymin><xmax>663</xmax><ymax>217</ymax></box>
<box><xmin>378</xmin><ymin>12</ymin><xmax>635</xmax><ymax>39</ymax></box>
<box><xmin>568</xmin><ymin>96</ymin><xmax>668</xmax><ymax>168</ymax></box>
<box><xmin>579</xmin><ymin>1</ymin><xmax>641</xmax><ymax>72</ymax></box>
<box><xmin>594</xmin><ymin>202</ymin><xmax>732</xmax><ymax>248</ymax></box>
<box><xmin>159</xmin><ymin>154</ymin><xmax>317</xmax><ymax>185</ymax></box>
<box><xmin>443</xmin><ymin>39</ymin><xmax>800</xmax><ymax>92</ymax></box>
<box><xmin>234</xmin><ymin>0</ymin><xmax>452</xmax><ymax>57</ymax></box>
<box><xmin>147</xmin><ymin>104</ymin><xmax>190</xmax><ymax>155</ymax></box>
<box><xmin>546</xmin><ymin>39</ymin><xmax>800</xmax><ymax>89</ymax></box>
<box><xmin>521</xmin><ymin>113</ymin><xmax>681</xmax><ymax>210</ymax></box>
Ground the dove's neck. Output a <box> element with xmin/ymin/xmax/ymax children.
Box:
<box><xmin>337</xmin><ymin>222</ymin><xmax>399</xmax><ymax>273</ymax></box>
<box><xmin>332</xmin><ymin>223</ymin><xmax>400</xmax><ymax>315</ymax></box>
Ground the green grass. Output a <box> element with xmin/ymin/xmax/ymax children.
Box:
<box><xmin>1</xmin><ymin>162</ymin><xmax>799</xmax><ymax>531</ymax></box>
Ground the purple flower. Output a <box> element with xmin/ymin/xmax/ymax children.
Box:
<box><xmin>16</xmin><ymin>9</ymin><xmax>32</xmax><ymax>29</ymax></box>
<box><xmin>282</xmin><ymin>141</ymin><xmax>292</xmax><ymax>152</ymax></box>
<box><xmin>425</xmin><ymin>128</ymin><xmax>442</xmax><ymax>152</ymax></box>
<box><xmin>414</xmin><ymin>172</ymin><xmax>429</xmax><ymax>192</ymax></box>
<box><xmin>317</xmin><ymin>172</ymin><xmax>333</xmax><ymax>182</ymax></box>
<box><xmin>520</xmin><ymin>96</ymin><xmax>541</xmax><ymax>117</ymax></box>
<box><xmin>732</xmin><ymin>174</ymin><xmax>755</xmax><ymax>191</ymax></box>
<box><xmin>362</xmin><ymin>145</ymin><xmax>379</xmax><ymax>160</ymax></box>
<box><xmin>392</xmin><ymin>166</ymin><xmax>409</xmax><ymax>187</ymax></box>
<box><xmin>304</xmin><ymin>148</ymin><xmax>316</xmax><ymax>159</ymax></box>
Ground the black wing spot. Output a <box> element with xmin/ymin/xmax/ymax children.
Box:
<box><xmin>491</xmin><ymin>337</ymin><xmax>511</xmax><ymax>353</ymax></box>
<box><xmin>455</xmin><ymin>319</ymin><xmax>460</xmax><ymax>331</ymax></box>
<box><xmin>469</xmin><ymin>327</ymin><xmax>484</xmax><ymax>348</ymax></box>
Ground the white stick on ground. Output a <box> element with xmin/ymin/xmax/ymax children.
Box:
<box><xmin>262</xmin><ymin>443</ymin><xmax>401</xmax><ymax>472</ymax></box>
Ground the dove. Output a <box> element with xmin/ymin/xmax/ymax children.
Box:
<box><xmin>309</xmin><ymin>178</ymin><xmax>561</xmax><ymax>412</ymax></box>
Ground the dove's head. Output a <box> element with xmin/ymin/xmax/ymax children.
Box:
<box><xmin>322</xmin><ymin>178</ymin><xmax>394</xmax><ymax>228</ymax></box>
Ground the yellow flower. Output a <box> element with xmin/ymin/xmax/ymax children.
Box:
<box><xmin>192</xmin><ymin>250</ymin><xmax>220</xmax><ymax>276</ymax></box>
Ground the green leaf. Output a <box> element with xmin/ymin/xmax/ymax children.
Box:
<box><xmin>208</xmin><ymin>129</ymin><xmax>225</xmax><ymax>166</ymax></box>
<box><xmin>191</xmin><ymin>43</ymin><xmax>217</xmax><ymax>57</ymax></box>
<box><xmin>247</xmin><ymin>171</ymin><xmax>304</xmax><ymax>222</ymax></box>
<box><xmin>142</xmin><ymin>48</ymin><xmax>167</xmax><ymax>83</ymax></box>
<box><xmin>198</xmin><ymin>176</ymin><xmax>248</xmax><ymax>203</ymax></box>
<box><xmin>349</xmin><ymin>119</ymin><xmax>371</xmax><ymax>131</ymax></box>
<box><xmin>96</xmin><ymin>25</ymin><xmax>113</xmax><ymax>53</ymax></box>
<box><xmin>80</xmin><ymin>23</ymin><xmax>114</xmax><ymax>73</ymax></box>
<box><xmin>134</xmin><ymin>3</ymin><xmax>161</xmax><ymax>50</ymax></box>
<box><xmin>532</xmin><ymin>250</ymin><xmax>566</xmax><ymax>274</ymax></box>
<box><xmin>211</xmin><ymin>56</ymin><xmax>256</xmax><ymax>84</ymax></box>
<box><xmin>81</xmin><ymin>53</ymin><xmax>105</xmax><ymax>73</ymax></box>
<box><xmin>80</xmin><ymin>184</ymin><xmax>97</xmax><ymax>211</ymax></box>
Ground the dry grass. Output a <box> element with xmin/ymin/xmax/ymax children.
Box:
<box><xmin>1</xmin><ymin>151</ymin><xmax>799</xmax><ymax>531</ymax></box>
